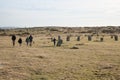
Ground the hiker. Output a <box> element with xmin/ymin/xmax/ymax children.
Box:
<box><xmin>26</xmin><ymin>37</ymin><xmax>30</xmax><ymax>46</ymax></box>
<box><xmin>53</xmin><ymin>38</ymin><xmax>56</xmax><ymax>46</ymax></box>
<box><xmin>18</xmin><ymin>37</ymin><xmax>22</xmax><ymax>46</ymax></box>
<box><xmin>57</xmin><ymin>36</ymin><xmax>63</xmax><ymax>46</ymax></box>
<box><xmin>57</xmin><ymin>39</ymin><xmax>62</xmax><ymax>46</ymax></box>
<box><xmin>29</xmin><ymin>35</ymin><xmax>33</xmax><ymax>46</ymax></box>
<box><xmin>11</xmin><ymin>35</ymin><xmax>16</xmax><ymax>46</ymax></box>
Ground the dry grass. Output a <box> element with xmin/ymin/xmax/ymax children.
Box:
<box><xmin>0</xmin><ymin>33</ymin><xmax>120</xmax><ymax>80</ymax></box>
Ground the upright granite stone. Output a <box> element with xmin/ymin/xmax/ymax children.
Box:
<box><xmin>66</xmin><ymin>35</ymin><xmax>70</xmax><ymax>41</ymax></box>
<box><xmin>88</xmin><ymin>35</ymin><xmax>92</xmax><ymax>41</ymax></box>
<box><xmin>77</xmin><ymin>36</ymin><xmax>80</xmax><ymax>41</ymax></box>
<box><xmin>114</xmin><ymin>35</ymin><xmax>118</xmax><ymax>41</ymax></box>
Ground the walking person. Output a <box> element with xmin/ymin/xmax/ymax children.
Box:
<box><xmin>18</xmin><ymin>37</ymin><xmax>22</xmax><ymax>46</ymax></box>
<box><xmin>29</xmin><ymin>35</ymin><xmax>33</xmax><ymax>46</ymax></box>
<box><xmin>53</xmin><ymin>38</ymin><xmax>56</xmax><ymax>46</ymax></box>
<box><xmin>11</xmin><ymin>35</ymin><xmax>16</xmax><ymax>46</ymax></box>
<box><xmin>26</xmin><ymin>37</ymin><xmax>29</xmax><ymax>46</ymax></box>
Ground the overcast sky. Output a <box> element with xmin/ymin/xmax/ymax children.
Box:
<box><xmin>0</xmin><ymin>0</ymin><xmax>120</xmax><ymax>27</ymax></box>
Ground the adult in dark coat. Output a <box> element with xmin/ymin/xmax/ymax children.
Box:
<box><xmin>26</xmin><ymin>37</ymin><xmax>30</xmax><ymax>46</ymax></box>
<box><xmin>11</xmin><ymin>35</ymin><xmax>16</xmax><ymax>46</ymax></box>
<box><xmin>29</xmin><ymin>35</ymin><xmax>33</xmax><ymax>46</ymax></box>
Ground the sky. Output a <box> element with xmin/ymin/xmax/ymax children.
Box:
<box><xmin>0</xmin><ymin>0</ymin><xmax>120</xmax><ymax>27</ymax></box>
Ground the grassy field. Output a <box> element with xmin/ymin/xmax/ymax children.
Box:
<box><xmin>0</xmin><ymin>33</ymin><xmax>120</xmax><ymax>80</ymax></box>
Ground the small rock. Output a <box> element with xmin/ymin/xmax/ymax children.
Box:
<box><xmin>70</xmin><ymin>46</ymin><xmax>79</xmax><ymax>49</ymax></box>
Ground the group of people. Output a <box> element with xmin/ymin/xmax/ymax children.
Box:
<box><xmin>11</xmin><ymin>35</ymin><xmax>33</xmax><ymax>47</ymax></box>
<box><xmin>11</xmin><ymin>34</ymin><xmax>63</xmax><ymax>47</ymax></box>
<box><xmin>52</xmin><ymin>36</ymin><xmax>63</xmax><ymax>47</ymax></box>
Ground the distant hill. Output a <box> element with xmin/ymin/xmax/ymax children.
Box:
<box><xmin>0</xmin><ymin>26</ymin><xmax>120</xmax><ymax>36</ymax></box>
<box><xmin>0</xmin><ymin>26</ymin><xmax>19</xmax><ymax>29</ymax></box>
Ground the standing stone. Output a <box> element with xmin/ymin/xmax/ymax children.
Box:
<box><xmin>114</xmin><ymin>35</ymin><xmax>118</xmax><ymax>41</ymax></box>
<box><xmin>66</xmin><ymin>35</ymin><xmax>70</xmax><ymax>41</ymax></box>
<box><xmin>77</xmin><ymin>36</ymin><xmax>80</xmax><ymax>41</ymax></box>
<box><xmin>88</xmin><ymin>35</ymin><xmax>92</xmax><ymax>41</ymax></box>
<box><xmin>100</xmin><ymin>37</ymin><xmax>104</xmax><ymax>42</ymax></box>
<box><xmin>111</xmin><ymin>35</ymin><xmax>113</xmax><ymax>39</ymax></box>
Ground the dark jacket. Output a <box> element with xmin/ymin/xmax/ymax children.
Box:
<box><xmin>18</xmin><ymin>38</ymin><xmax>22</xmax><ymax>44</ymax></box>
<box><xmin>29</xmin><ymin>35</ymin><xmax>33</xmax><ymax>42</ymax></box>
<box><xmin>12</xmin><ymin>35</ymin><xmax>16</xmax><ymax>41</ymax></box>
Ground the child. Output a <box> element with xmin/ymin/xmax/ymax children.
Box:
<box><xmin>18</xmin><ymin>38</ymin><xmax>22</xmax><ymax>46</ymax></box>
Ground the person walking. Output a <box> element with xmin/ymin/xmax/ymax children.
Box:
<box><xmin>29</xmin><ymin>35</ymin><xmax>33</xmax><ymax>46</ymax></box>
<box><xmin>53</xmin><ymin>38</ymin><xmax>56</xmax><ymax>46</ymax></box>
<box><xmin>11</xmin><ymin>35</ymin><xmax>16</xmax><ymax>46</ymax></box>
<box><xmin>18</xmin><ymin>37</ymin><xmax>22</xmax><ymax>46</ymax></box>
<box><xmin>26</xmin><ymin>37</ymin><xmax>29</xmax><ymax>46</ymax></box>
